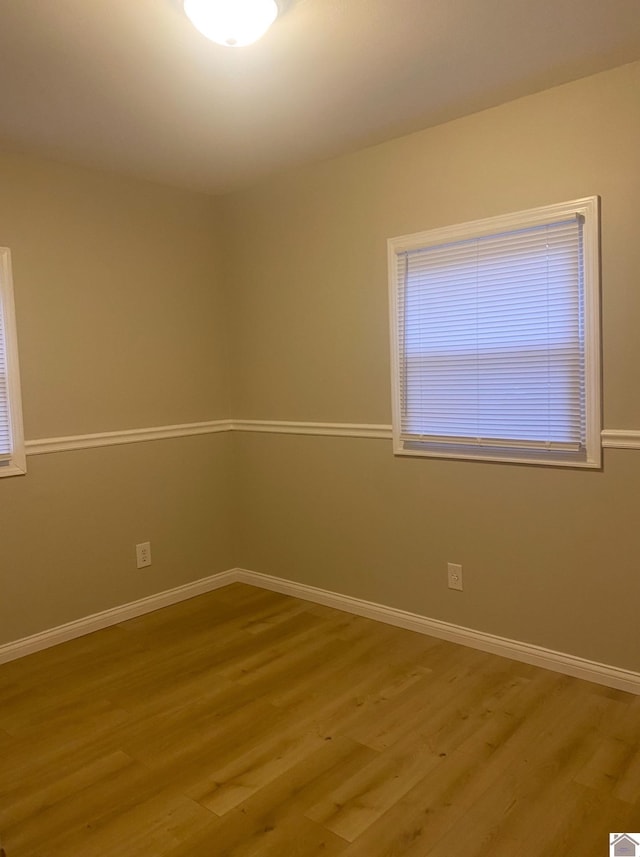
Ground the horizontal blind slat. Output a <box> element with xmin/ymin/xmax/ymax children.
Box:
<box><xmin>0</xmin><ymin>285</ymin><xmax>14</xmax><ymax>455</ymax></box>
<box><xmin>395</xmin><ymin>216</ymin><xmax>586</xmax><ymax>449</ymax></box>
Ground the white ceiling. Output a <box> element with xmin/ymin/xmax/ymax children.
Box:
<box><xmin>0</xmin><ymin>0</ymin><xmax>639</xmax><ymax>194</ymax></box>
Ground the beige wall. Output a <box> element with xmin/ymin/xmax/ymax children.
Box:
<box><xmin>223</xmin><ymin>62</ymin><xmax>640</xmax><ymax>670</ymax></box>
<box><xmin>0</xmin><ymin>153</ymin><xmax>232</xmax><ymax>643</ymax></box>
<box><xmin>2</xmin><ymin>62</ymin><xmax>639</xmax><ymax>671</ymax></box>
<box><xmin>0</xmin><ymin>151</ymin><xmax>230</xmax><ymax>436</ymax></box>
<box><xmin>1</xmin><ymin>435</ymin><xmax>233</xmax><ymax>643</ymax></box>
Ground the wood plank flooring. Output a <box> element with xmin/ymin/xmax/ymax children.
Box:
<box><xmin>1</xmin><ymin>583</ymin><xmax>638</xmax><ymax>856</ymax></box>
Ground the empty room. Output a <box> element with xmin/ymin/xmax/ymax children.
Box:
<box><xmin>1</xmin><ymin>1</ymin><xmax>640</xmax><ymax>855</ymax></box>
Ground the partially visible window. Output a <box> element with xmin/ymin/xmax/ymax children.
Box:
<box><xmin>388</xmin><ymin>198</ymin><xmax>601</xmax><ymax>467</ymax></box>
<box><xmin>0</xmin><ymin>247</ymin><xmax>26</xmax><ymax>477</ymax></box>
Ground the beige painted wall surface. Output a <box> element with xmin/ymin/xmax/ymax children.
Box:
<box><xmin>0</xmin><ymin>150</ymin><xmax>229</xmax><ymax>438</ymax></box>
<box><xmin>223</xmin><ymin>61</ymin><xmax>640</xmax><ymax>429</ymax></box>
<box><xmin>234</xmin><ymin>434</ymin><xmax>640</xmax><ymax>671</ymax></box>
<box><xmin>0</xmin><ymin>435</ymin><xmax>234</xmax><ymax>646</ymax></box>
<box><xmin>0</xmin><ymin>153</ymin><xmax>230</xmax><ymax>644</ymax></box>
<box><xmin>2</xmin><ymin>62</ymin><xmax>639</xmax><ymax>669</ymax></box>
<box><xmin>224</xmin><ymin>62</ymin><xmax>640</xmax><ymax>670</ymax></box>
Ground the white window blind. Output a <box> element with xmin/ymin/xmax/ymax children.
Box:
<box><xmin>0</xmin><ymin>247</ymin><xmax>26</xmax><ymax>477</ymax></box>
<box><xmin>388</xmin><ymin>198</ymin><xmax>601</xmax><ymax>467</ymax></box>
<box><xmin>0</xmin><ymin>289</ymin><xmax>11</xmax><ymax>459</ymax></box>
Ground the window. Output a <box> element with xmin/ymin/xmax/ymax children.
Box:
<box><xmin>0</xmin><ymin>247</ymin><xmax>26</xmax><ymax>477</ymax></box>
<box><xmin>388</xmin><ymin>197</ymin><xmax>601</xmax><ymax>467</ymax></box>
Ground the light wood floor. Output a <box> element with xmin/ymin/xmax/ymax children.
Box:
<box><xmin>1</xmin><ymin>583</ymin><xmax>639</xmax><ymax>856</ymax></box>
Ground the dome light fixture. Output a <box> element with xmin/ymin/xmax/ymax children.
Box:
<box><xmin>183</xmin><ymin>0</ymin><xmax>280</xmax><ymax>47</ymax></box>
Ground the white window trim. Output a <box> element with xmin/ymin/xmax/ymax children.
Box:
<box><xmin>388</xmin><ymin>197</ymin><xmax>601</xmax><ymax>468</ymax></box>
<box><xmin>0</xmin><ymin>247</ymin><xmax>26</xmax><ymax>477</ymax></box>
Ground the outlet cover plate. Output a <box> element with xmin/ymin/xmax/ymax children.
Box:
<box><xmin>447</xmin><ymin>562</ymin><xmax>463</xmax><ymax>591</ymax></box>
<box><xmin>136</xmin><ymin>541</ymin><xmax>152</xmax><ymax>569</ymax></box>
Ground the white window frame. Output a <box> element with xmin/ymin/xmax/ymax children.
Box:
<box><xmin>388</xmin><ymin>197</ymin><xmax>601</xmax><ymax>468</ymax></box>
<box><xmin>0</xmin><ymin>247</ymin><xmax>26</xmax><ymax>477</ymax></box>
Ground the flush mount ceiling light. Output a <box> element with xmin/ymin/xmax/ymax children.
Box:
<box><xmin>183</xmin><ymin>0</ymin><xmax>280</xmax><ymax>47</ymax></box>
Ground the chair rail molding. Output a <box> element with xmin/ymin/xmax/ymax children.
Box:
<box><xmin>25</xmin><ymin>420</ymin><xmax>233</xmax><ymax>455</ymax></box>
<box><xmin>601</xmin><ymin>429</ymin><xmax>640</xmax><ymax>449</ymax></box>
<box><xmin>24</xmin><ymin>420</ymin><xmax>640</xmax><ymax>454</ymax></box>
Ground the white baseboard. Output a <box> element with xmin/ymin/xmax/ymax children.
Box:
<box><xmin>2</xmin><ymin>566</ymin><xmax>639</xmax><ymax>695</ymax></box>
<box><xmin>235</xmin><ymin>568</ymin><xmax>640</xmax><ymax>695</ymax></box>
<box><xmin>0</xmin><ymin>570</ymin><xmax>237</xmax><ymax>665</ymax></box>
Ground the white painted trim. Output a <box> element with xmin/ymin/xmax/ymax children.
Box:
<box><xmin>389</xmin><ymin>197</ymin><xmax>601</xmax><ymax>252</ymax></box>
<box><xmin>601</xmin><ymin>429</ymin><xmax>640</xmax><ymax>450</ymax></box>
<box><xmin>230</xmin><ymin>419</ymin><xmax>393</xmax><ymax>439</ymax></box>
<box><xmin>25</xmin><ymin>420</ymin><xmax>233</xmax><ymax>455</ymax></box>
<box><xmin>388</xmin><ymin>197</ymin><xmax>602</xmax><ymax>469</ymax></box>
<box><xmin>22</xmin><ymin>419</ymin><xmax>640</xmax><ymax>454</ymax></box>
<box><xmin>0</xmin><ymin>570</ymin><xmax>236</xmax><ymax>664</ymax></box>
<box><xmin>2</xmin><ymin>566</ymin><xmax>639</xmax><ymax>693</ymax></box>
<box><xmin>235</xmin><ymin>569</ymin><xmax>640</xmax><ymax>695</ymax></box>
<box><xmin>583</xmin><ymin>196</ymin><xmax>602</xmax><ymax>467</ymax></box>
<box><xmin>0</xmin><ymin>247</ymin><xmax>26</xmax><ymax>476</ymax></box>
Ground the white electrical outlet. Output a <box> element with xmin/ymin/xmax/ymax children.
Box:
<box><xmin>136</xmin><ymin>541</ymin><xmax>152</xmax><ymax>569</ymax></box>
<box><xmin>447</xmin><ymin>562</ymin><xmax>463</xmax><ymax>591</ymax></box>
